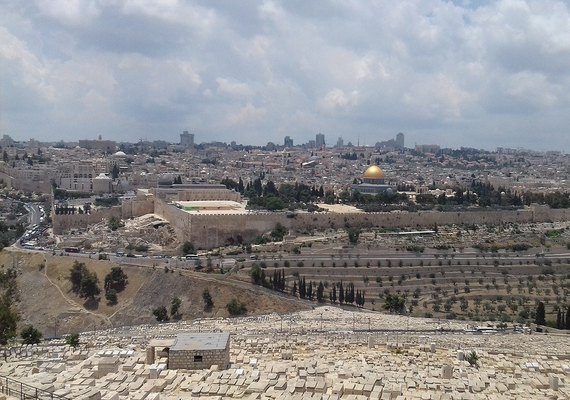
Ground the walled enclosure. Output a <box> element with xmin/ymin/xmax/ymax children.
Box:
<box><xmin>155</xmin><ymin>200</ymin><xmax>570</xmax><ymax>249</ymax></box>
<box><xmin>52</xmin><ymin>191</ymin><xmax>570</xmax><ymax>249</ymax></box>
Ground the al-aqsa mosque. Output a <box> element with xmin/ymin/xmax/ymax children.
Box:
<box><xmin>352</xmin><ymin>165</ymin><xmax>394</xmax><ymax>195</ymax></box>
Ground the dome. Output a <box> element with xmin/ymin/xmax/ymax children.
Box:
<box><xmin>113</xmin><ymin>151</ymin><xmax>127</xmax><ymax>157</ymax></box>
<box><xmin>363</xmin><ymin>165</ymin><xmax>385</xmax><ymax>179</ymax></box>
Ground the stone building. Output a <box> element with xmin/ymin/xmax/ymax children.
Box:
<box><xmin>352</xmin><ymin>165</ymin><xmax>393</xmax><ymax>195</ymax></box>
<box><xmin>168</xmin><ymin>333</ymin><xmax>230</xmax><ymax>370</ymax></box>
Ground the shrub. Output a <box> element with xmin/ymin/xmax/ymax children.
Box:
<box><xmin>66</xmin><ymin>333</ymin><xmax>80</xmax><ymax>349</ymax></box>
<box><xmin>21</xmin><ymin>325</ymin><xmax>42</xmax><ymax>345</ymax></box>
<box><xmin>226</xmin><ymin>299</ymin><xmax>247</xmax><ymax>316</ymax></box>
<box><xmin>152</xmin><ymin>306</ymin><xmax>169</xmax><ymax>322</ymax></box>
<box><xmin>466</xmin><ymin>351</ymin><xmax>479</xmax><ymax>367</ymax></box>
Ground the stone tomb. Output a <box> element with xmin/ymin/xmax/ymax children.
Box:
<box><xmin>168</xmin><ymin>332</ymin><xmax>230</xmax><ymax>370</ymax></box>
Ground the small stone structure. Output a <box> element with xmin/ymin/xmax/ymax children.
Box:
<box><xmin>168</xmin><ymin>332</ymin><xmax>230</xmax><ymax>370</ymax></box>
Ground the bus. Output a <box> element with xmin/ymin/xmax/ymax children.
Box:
<box><xmin>64</xmin><ymin>247</ymin><xmax>80</xmax><ymax>253</ymax></box>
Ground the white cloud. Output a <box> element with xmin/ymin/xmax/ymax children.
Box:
<box><xmin>1</xmin><ymin>0</ymin><xmax>570</xmax><ymax>150</ymax></box>
<box><xmin>216</xmin><ymin>78</ymin><xmax>253</xmax><ymax>99</ymax></box>
<box><xmin>319</xmin><ymin>89</ymin><xmax>359</xmax><ymax>114</ymax></box>
<box><xmin>226</xmin><ymin>103</ymin><xmax>266</xmax><ymax>127</ymax></box>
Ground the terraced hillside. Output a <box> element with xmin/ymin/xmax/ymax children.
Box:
<box><xmin>229</xmin><ymin>222</ymin><xmax>570</xmax><ymax>326</ymax></box>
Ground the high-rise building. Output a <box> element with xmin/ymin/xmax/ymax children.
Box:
<box><xmin>396</xmin><ymin>132</ymin><xmax>405</xmax><ymax>148</ymax></box>
<box><xmin>180</xmin><ymin>131</ymin><xmax>194</xmax><ymax>148</ymax></box>
<box><xmin>336</xmin><ymin>137</ymin><xmax>344</xmax><ymax>148</ymax></box>
<box><xmin>284</xmin><ymin>136</ymin><xmax>293</xmax><ymax>147</ymax></box>
<box><xmin>316</xmin><ymin>133</ymin><xmax>325</xmax><ymax>149</ymax></box>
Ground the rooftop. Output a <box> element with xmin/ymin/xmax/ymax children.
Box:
<box><xmin>171</xmin><ymin>332</ymin><xmax>230</xmax><ymax>351</ymax></box>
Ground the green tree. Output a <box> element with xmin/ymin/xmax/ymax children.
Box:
<box><xmin>384</xmin><ymin>294</ymin><xmax>406</xmax><ymax>314</ymax></box>
<box><xmin>535</xmin><ymin>301</ymin><xmax>546</xmax><ymax>326</ymax></box>
<box><xmin>346</xmin><ymin>227</ymin><xmax>361</xmax><ymax>245</ymax></box>
<box><xmin>153</xmin><ymin>306</ymin><xmax>169</xmax><ymax>322</ymax></box>
<box><xmin>226</xmin><ymin>299</ymin><xmax>247</xmax><ymax>316</ymax></box>
<box><xmin>66</xmin><ymin>333</ymin><xmax>80</xmax><ymax>349</ymax></box>
<box><xmin>182</xmin><ymin>241</ymin><xmax>196</xmax><ymax>255</ymax></box>
<box><xmin>69</xmin><ymin>261</ymin><xmax>87</xmax><ymax>293</ymax></box>
<box><xmin>0</xmin><ymin>296</ymin><xmax>18</xmax><ymax>345</ymax></box>
<box><xmin>80</xmin><ymin>271</ymin><xmax>100</xmax><ymax>299</ymax></box>
<box><xmin>316</xmin><ymin>281</ymin><xmax>325</xmax><ymax>303</ymax></box>
<box><xmin>108</xmin><ymin>216</ymin><xmax>124</xmax><ymax>231</ymax></box>
<box><xmin>170</xmin><ymin>297</ymin><xmax>182</xmax><ymax>320</ymax></box>
<box><xmin>250</xmin><ymin>264</ymin><xmax>263</xmax><ymax>285</ymax></box>
<box><xmin>202</xmin><ymin>289</ymin><xmax>214</xmax><ymax>310</ymax></box>
<box><xmin>270</xmin><ymin>223</ymin><xmax>288</xmax><ymax>241</ymax></box>
<box><xmin>20</xmin><ymin>325</ymin><xmax>42</xmax><ymax>345</ymax></box>
<box><xmin>105</xmin><ymin>288</ymin><xmax>118</xmax><ymax>305</ymax></box>
<box><xmin>104</xmin><ymin>267</ymin><xmax>128</xmax><ymax>292</ymax></box>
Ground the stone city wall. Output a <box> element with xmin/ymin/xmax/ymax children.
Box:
<box><xmin>0</xmin><ymin>170</ymin><xmax>52</xmax><ymax>193</ymax></box>
<box><xmin>0</xmin><ymin>171</ymin><xmax>14</xmax><ymax>189</ymax></box>
<box><xmin>169</xmin><ymin>348</ymin><xmax>230</xmax><ymax>370</ymax></box>
<box><xmin>121</xmin><ymin>195</ymin><xmax>155</xmax><ymax>219</ymax></box>
<box><xmin>164</xmin><ymin>205</ymin><xmax>570</xmax><ymax>249</ymax></box>
<box><xmin>52</xmin><ymin>195</ymin><xmax>154</xmax><ymax>234</ymax></box>
<box><xmin>54</xmin><ymin>193</ymin><xmax>570</xmax><ymax>248</ymax></box>
<box><xmin>52</xmin><ymin>205</ymin><xmax>123</xmax><ymax>234</ymax></box>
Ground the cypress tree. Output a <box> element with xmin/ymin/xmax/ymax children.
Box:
<box><xmin>566</xmin><ymin>306</ymin><xmax>570</xmax><ymax>330</ymax></box>
<box><xmin>535</xmin><ymin>302</ymin><xmax>546</xmax><ymax>326</ymax></box>
<box><xmin>557</xmin><ymin>309</ymin><xmax>562</xmax><ymax>329</ymax></box>
<box><xmin>317</xmin><ymin>282</ymin><xmax>324</xmax><ymax>303</ymax></box>
<box><xmin>339</xmin><ymin>282</ymin><xmax>344</xmax><ymax>304</ymax></box>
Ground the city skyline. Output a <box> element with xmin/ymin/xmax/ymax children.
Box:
<box><xmin>2</xmin><ymin>1</ymin><xmax>570</xmax><ymax>151</ymax></box>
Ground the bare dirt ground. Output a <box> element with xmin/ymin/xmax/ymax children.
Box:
<box><xmin>1</xmin><ymin>249</ymin><xmax>308</xmax><ymax>337</ymax></box>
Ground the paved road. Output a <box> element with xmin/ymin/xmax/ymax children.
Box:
<box><xmin>26</xmin><ymin>203</ymin><xmax>41</xmax><ymax>226</ymax></box>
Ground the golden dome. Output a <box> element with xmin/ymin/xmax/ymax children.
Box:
<box><xmin>363</xmin><ymin>165</ymin><xmax>385</xmax><ymax>179</ymax></box>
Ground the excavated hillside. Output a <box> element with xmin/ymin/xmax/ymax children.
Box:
<box><xmin>1</xmin><ymin>249</ymin><xmax>308</xmax><ymax>336</ymax></box>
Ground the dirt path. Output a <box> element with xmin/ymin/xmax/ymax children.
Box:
<box><xmin>108</xmin><ymin>278</ymin><xmax>146</xmax><ymax>320</ymax></box>
<box><xmin>42</xmin><ymin>256</ymin><xmax>113</xmax><ymax>327</ymax></box>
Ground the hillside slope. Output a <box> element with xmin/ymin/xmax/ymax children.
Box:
<box><xmin>1</xmin><ymin>249</ymin><xmax>308</xmax><ymax>336</ymax></box>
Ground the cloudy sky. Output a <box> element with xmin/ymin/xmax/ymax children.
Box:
<box><xmin>1</xmin><ymin>0</ymin><xmax>570</xmax><ymax>151</ymax></box>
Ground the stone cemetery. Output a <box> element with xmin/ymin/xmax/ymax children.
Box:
<box><xmin>0</xmin><ymin>306</ymin><xmax>568</xmax><ymax>399</ymax></box>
